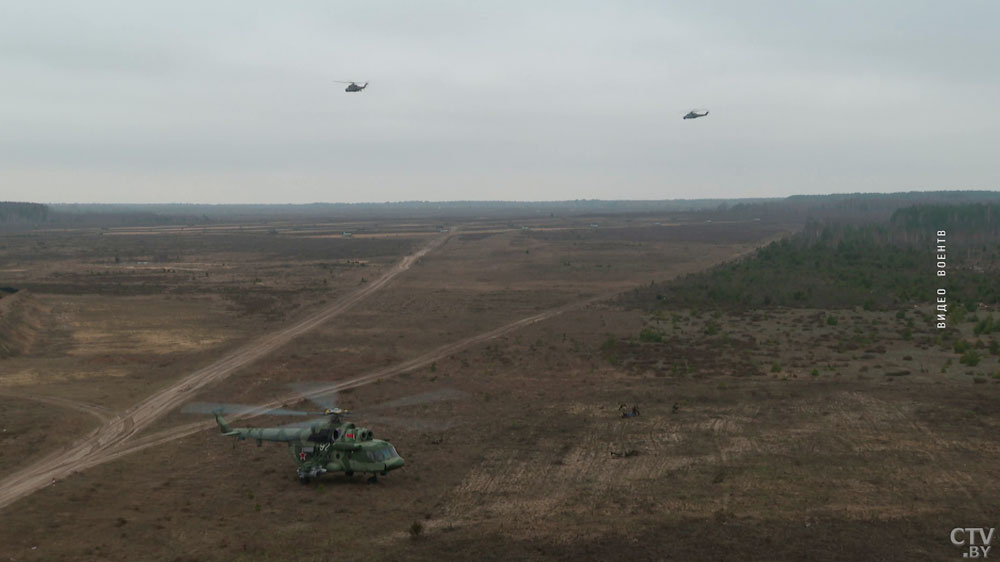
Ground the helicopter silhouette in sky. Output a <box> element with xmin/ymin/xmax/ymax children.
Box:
<box><xmin>335</xmin><ymin>81</ymin><xmax>368</xmax><ymax>92</ymax></box>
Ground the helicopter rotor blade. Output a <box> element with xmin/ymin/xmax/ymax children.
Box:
<box><xmin>273</xmin><ymin>418</ymin><xmax>333</xmax><ymax>430</ymax></box>
<box><xmin>368</xmin><ymin>388</ymin><xmax>469</xmax><ymax>411</ymax></box>
<box><xmin>287</xmin><ymin>383</ymin><xmax>339</xmax><ymax>411</ymax></box>
<box><xmin>362</xmin><ymin>414</ymin><xmax>455</xmax><ymax>432</ymax></box>
<box><xmin>359</xmin><ymin>389</ymin><xmax>468</xmax><ymax>433</ymax></box>
<box><xmin>184</xmin><ymin>385</ymin><xmax>467</xmax><ymax>429</ymax></box>
<box><xmin>181</xmin><ymin>402</ymin><xmax>314</xmax><ymax>417</ymax></box>
<box><xmin>286</xmin><ymin>384</ymin><xmax>467</xmax><ymax>412</ymax></box>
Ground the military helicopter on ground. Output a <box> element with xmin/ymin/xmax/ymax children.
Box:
<box><xmin>184</xmin><ymin>386</ymin><xmax>464</xmax><ymax>484</ymax></box>
<box><xmin>335</xmin><ymin>80</ymin><xmax>368</xmax><ymax>92</ymax></box>
<box><xmin>683</xmin><ymin>109</ymin><xmax>709</xmax><ymax>119</ymax></box>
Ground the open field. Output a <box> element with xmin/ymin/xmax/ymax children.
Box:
<box><xmin>1</xmin><ymin>212</ymin><xmax>997</xmax><ymax>561</ymax></box>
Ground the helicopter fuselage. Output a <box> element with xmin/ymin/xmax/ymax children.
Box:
<box><xmin>291</xmin><ymin>436</ymin><xmax>403</xmax><ymax>481</ymax></box>
<box><xmin>215</xmin><ymin>414</ymin><xmax>404</xmax><ymax>482</ymax></box>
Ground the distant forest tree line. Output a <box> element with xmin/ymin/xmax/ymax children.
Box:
<box><xmin>45</xmin><ymin>199</ymin><xmax>772</xmax><ymax>224</ymax></box>
<box><xmin>629</xmin><ymin>203</ymin><xmax>1000</xmax><ymax>312</ymax></box>
<box><xmin>4</xmin><ymin>199</ymin><xmax>772</xmax><ymax>227</ymax></box>
<box><xmin>0</xmin><ymin>202</ymin><xmax>49</xmax><ymax>224</ymax></box>
<box><xmin>0</xmin><ymin>191</ymin><xmax>1000</xmax><ymax>227</ymax></box>
<box><xmin>713</xmin><ymin>191</ymin><xmax>1000</xmax><ymax>224</ymax></box>
<box><xmin>4</xmin><ymin>191</ymin><xmax>1000</xmax><ymax>227</ymax></box>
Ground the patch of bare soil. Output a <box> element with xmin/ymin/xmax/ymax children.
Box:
<box><xmin>0</xmin><ymin>291</ymin><xmax>47</xmax><ymax>358</ymax></box>
<box><xmin>0</xmin><ymin>395</ymin><xmax>102</xmax><ymax>475</ymax></box>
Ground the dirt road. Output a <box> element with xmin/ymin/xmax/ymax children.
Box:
<box><xmin>0</xmin><ymin>231</ymin><xmax>452</xmax><ymax>510</ymax></box>
<box><xmin>112</xmin><ymin>291</ymin><xmax>617</xmax><ymax>457</ymax></box>
<box><xmin>0</xmin><ymin>291</ymin><xmax>612</xmax><ymax>511</ymax></box>
<box><xmin>0</xmin><ymin>228</ymin><xmax>783</xmax><ymax>511</ymax></box>
<box><xmin>0</xmin><ymin>390</ymin><xmax>115</xmax><ymax>423</ymax></box>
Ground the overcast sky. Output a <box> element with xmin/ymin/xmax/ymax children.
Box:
<box><xmin>3</xmin><ymin>1</ymin><xmax>998</xmax><ymax>204</ymax></box>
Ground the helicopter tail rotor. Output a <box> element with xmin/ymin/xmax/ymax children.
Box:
<box><xmin>213</xmin><ymin>412</ymin><xmax>240</xmax><ymax>436</ymax></box>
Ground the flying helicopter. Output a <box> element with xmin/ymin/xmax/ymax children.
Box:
<box><xmin>335</xmin><ymin>80</ymin><xmax>368</xmax><ymax>92</ymax></box>
<box><xmin>683</xmin><ymin>109</ymin><xmax>709</xmax><ymax>119</ymax></box>
<box><xmin>184</xmin><ymin>386</ymin><xmax>464</xmax><ymax>484</ymax></box>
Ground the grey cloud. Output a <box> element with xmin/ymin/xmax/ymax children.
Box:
<box><xmin>1</xmin><ymin>1</ymin><xmax>997</xmax><ymax>203</ymax></box>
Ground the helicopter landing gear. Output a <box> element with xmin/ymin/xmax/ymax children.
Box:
<box><xmin>367</xmin><ymin>474</ymin><xmax>379</xmax><ymax>484</ymax></box>
<box><xmin>298</xmin><ymin>467</ymin><xmax>325</xmax><ymax>484</ymax></box>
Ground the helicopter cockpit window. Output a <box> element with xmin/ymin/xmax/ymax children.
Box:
<box><xmin>367</xmin><ymin>448</ymin><xmax>391</xmax><ymax>462</ymax></box>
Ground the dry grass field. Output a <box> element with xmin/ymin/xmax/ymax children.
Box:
<box><xmin>2</xmin><ymin>213</ymin><xmax>997</xmax><ymax>561</ymax></box>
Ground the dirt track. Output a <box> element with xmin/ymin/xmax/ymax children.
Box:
<box><xmin>0</xmin><ymin>390</ymin><xmax>115</xmax><ymax>423</ymax></box>
<box><xmin>0</xmin><ymin>231</ymin><xmax>452</xmax><ymax>510</ymax></box>
<box><xmin>67</xmin><ymin>230</ymin><xmax>787</xmax><ymax>460</ymax></box>
<box><xmin>111</xmin><ymin>290</ymin><xmax>618</xmax><ymax>458</ymax></box>
<box><xmin>0</xmin><ymin>230</ymin><xmax>784</xmax><ymax>511</ymax></box>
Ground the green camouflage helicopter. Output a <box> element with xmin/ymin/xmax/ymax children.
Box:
<box><xmin>184</xmin><ymin>387</ymin><xmax>463</xmax><ymax>484</ymax></box>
